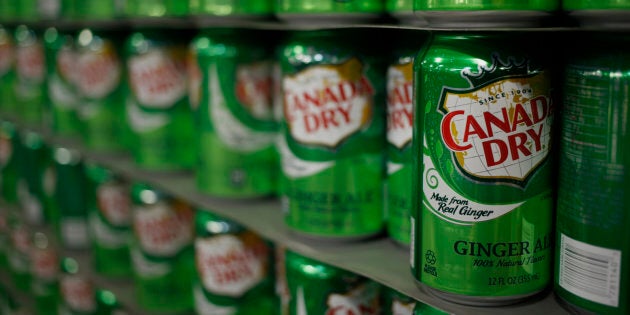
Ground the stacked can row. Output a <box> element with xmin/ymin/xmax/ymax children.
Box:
<box><xmin>1</xmin><ymin>0</ymin><xmax>630</xmax><ymax>28</ymax></box>
<box><xmin>0</xmin><ymin>127</ymin><xmax>444</xmax><ymax>314</ymax></box>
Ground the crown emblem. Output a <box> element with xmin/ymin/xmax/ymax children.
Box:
<box><xmin>461</xmin><ymin>54</ymin><xmax>534</xmax><ymax>87</ymax></box>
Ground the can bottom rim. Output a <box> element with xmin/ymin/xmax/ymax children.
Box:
<box><xmin>417</xmin><ymin>280</ymin><xmax>548</xmax><ymax>307</ymax></box>
<box><xmin>416</xmin><ymin>10</ymin><xmax>552</xmax><ymax>29</ymax></box>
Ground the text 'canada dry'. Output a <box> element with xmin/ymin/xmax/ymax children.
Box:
<box><xmin>411</xmin><ymin>33</ymin><xmax>554</xmax><ymax>304</ymax></box>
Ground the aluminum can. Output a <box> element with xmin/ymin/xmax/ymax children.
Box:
<box><xmin>194</xmin><ymin>209</ymin><xmax>274</xmax><ymax>315</ymax></box>
<box><xmin>43</xmin><ymin>27</ymin><xmax>81</xmax><ymax>137</ymax></box>
<box><xmin>30</xmin><ymin>231</ymin><xmax>60</xmax><ymax>315</ymax></box>
<box><xmin>413</xmin><ymin>0</ymin><xmax>559</xmax><ymax>28</ymax></box>
<box><xmin>130</xmin><ymin>183</ymin><xmax>194</xmax><ymax>312</ymax></box>
<box><xmin>0</xmin><ymin>120</ymin><xmax>20</xmax><ymax>204</ymax></box>
<box><xmin>276</xmin><ymin>0</ymin><xmax>383</xmax><ymax>23</ymax></box>
<box><xmin>86</xmin><ymin>163</ymin><xmax>132</xmax><ymax>277</ymax></box>
<box><xmin>411</xmin><ymin>32</ymin><xmax>554</xmax><ymax>305</ymax></box>
<box><xmin>125</xmin><ymin>29</ymin><xmax>195</xmax><ymax>170</ymax></box>
<box><xmin>7</xmin><ymin>215</ymin><xmax>31</xmax><ymax>292</ymax></box>
<box><xmin>53</xmin><ymin>146</ymin><xmax>89</xmax><ymax>250</ymax></box>
<box><xmin>191</xmin><ymin>28</ymin><xmax>278</xmax><ymax>197</ymax></box>
<box><xmin>280</xmin><ymin>29</ymin><xmax>385</xmax><ymax>239</ymax></box>
<box><xmin>75</xmin><ymin>28</ymin><xmax>127</xmax><ymax>151</ymax></box>
<box><xmin>563</xmin><ymin>0</ymin><xmax>630</xmax><ymax>27</ymax></box>
<box><xmin>0</xmin><ymin>25</ymin><xmax>14</xmax><ymax>115</ymax></box>
<box><xmin>382</xmin><ymin>287</ymin><xmax>416</xmax><ymax>315</ymax></box>
<box><xmin>189</xmin><ymin>0</ymin><xmax>273</xmax><ymax>17</ymax></box>
<box><xmin>285</xmin><ymin>250</ymin><xmax>381</xmax><ymax>314</ymax></box>
<box><xmin>13</xmin><ymin>25</ymin><xmax>46</xmax><ymax>127</ymax></box>
<box><xmin>386</xmin><ymin>30</ymin><xmax>424</xmax><ymax>247</ymax></box>
<box><xmin>59</xmin><ymin>256</ymin><xmax>98</xmax><ymax>315</ymax></box>
<box><xmin>17</xmin><ymin>131</ymin><xmax>55</xmax><ymax>226</ymax></box>
<box><xmin>554</xmin><ymin>33</ymin><xmax>629</xmax><ymax>315</ymax></box>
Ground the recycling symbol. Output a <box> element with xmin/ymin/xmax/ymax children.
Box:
<box><xmin>425</xmin><ymin>250</ymin><xmax>436</xmax><ymax>265</ymax></box>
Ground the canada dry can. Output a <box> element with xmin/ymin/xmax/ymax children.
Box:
<box><xmin>13</xmin><ymin>25</ymin><xmax>46</xmax><ymax>127</ymax></box>
<box><xmin>44</xmin><ymin>27</ymin><xmax>81</xmax><ymax>137</ymax></box>
<box><xmin>563</xmin><ymin>0</ymin><xmax>630</xmax><ymax>27</ymax></box>
<box><xmin>411</xmin><ymin>33</ymin><xmax>554</xmax><ymax>304</ymax></box>
<box><xmin>276</xmin><ymin>0</ymin><xmax>383</xmax><ymax>22</ymax></box>
<box><xmin>0</xmin><ymin>25</ymin><xmax>14</xmax><ymax>115</ymax></box>
<box><xmin>0</xmin><ymin>120</ymin><xmax>20</xmax><ymax>204</ymax></box>
<box><xmin>125</xmin><ymin>29</ymin><xmax>195</xmax><ymax>170</ymax></box>
<box><xmin>382</xmin><ymin>287</ymin><xmax>416</xmax><ymax>315</ymax></box>
<box><xmin>30</xmin><ymin>231</ymin><xmax>60</xmax><ymax>315</ymax></box>
<box><xmin>188</xmin><ymin>0</ymin><xmax>273</xmax><ymax>17</ymax></box>
<box><xmin>75</xmin><ymin>28</ymin><xmax>127</xmax><ymax>151</ymax></box>
<box><xmin>554</xmin><ymin>34</ymin><xmax>629</xmax><ymax>315</ymax></box>
<box><xmin>130</xmin><ymin>183</ymin><xmax>194</xmax><ymax>312</ymax></box>
<box><xmin>191</xmin><ymin>28</ymin><xmax>278</xmax><ymax>198</ymax></box>
<box><xmin>280</xmin><ymin>29</ymin><xmax>385</xmax><ymax>239</ymax></box>
<box><xmin>86</xmin><ymin>163</ymin><xmax>132</xmax><ymax>277</ymax></box>
<box><xmin>59</xmin><ymin>257</ymin><xmax>98</xmax><ymax>315</ymax></box>
<box><xmin>54</xmin><ymin>147</ymin><xmax>89</xmax><ymax>250</ymax></box>
<box><xmin>413</xmin><ymin>0</ymin><xmax>560</xmax><ymax>28</ymax></box>
<box><xmin>285</xmin><ymin>250</ymin><xmax>381</xmax><ymax>314</ymax></box>
<box><xmin>194</xmin><ymin>209</ymin><xmax>275</xmax><ymax>315</ymax></box>
<box><xmin>17</xmin><ymin>131</ymin><xmax>56</xmax><ymax>226</ymax></box>
<box><xmin>386</xmin><ymin>30</ymin><xmax>423</xmax><ymax>247</ymax></box>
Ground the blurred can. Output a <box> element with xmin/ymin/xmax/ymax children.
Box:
<box><xmin>130</xmin><ymin>183</ymin><xmax>194</xmax><ymax>312</ymax></box>
<box><xmin>0</xmin><ymin>25</ymin><xmax>15</xmax><ymax>115</ymax></box>
<box><xmin>75</xmin><ymin>28</ymin><xmax>127</xmax><ymax>151</ymax></box>
<box><xmin>191</xmin><ymin>28</ymin><xmax>278</xmax><ymax>198</ymax></box>
<box><xmin>194</xmin><ymin>209</ymin><xmax>274</xmax><ymax>314</ymax></box>
<box><xmin>383</xmin><ymin>287</ymin><xmax>416</xmax><ymax>315</ymax></box>
<box><xmin>7</xmin><ymin>216</ymin><xmax>31</xmax><ymax>292</ymax></box>
<box><xmin>13</xmin><ymin>25</ymin><xmax>46</xmax><ymax>127</ymax></box>
<box><xmin>59</xmin><ymin>256</ymin><xmax>98</xmax><ymax>315</ymax></box>
<box><xmin>17</xmin><ymin>131</ymin><xmax>54</xmax><ymax>226</ymax></box>
<box><xmin>280</xmin><ymin>29</ymin><xmax>385</xmax><ymax>239</ymax></box>
<box><xmin>44</xmin><ymin>27</ymin><xmax>80</xmax><ymax>137</ymax></box>
<box><xmin>125</xmin><ymin>29</ymin><xmax>195</xmax><ymax>170</ymax></box>
<box><xmin>86</xmin><ymin>163</ymin><xmax>132</xmax><ymax>277</ymax></box>
<box><xmin>53</xmin><ymin>146</ymin><xmax>89</xmax><ymax>250</ymax></box>
<box><xmin>413</xmin><ymin>0</ymin><xmax>559</xmax><ymax>28</ymax></box>
<box><xmin>30</xmin><ymin>231</ymin><xmax>60</xmax><ymax>315</ymax></box>
<box><xmin>276</xmin><ymin>0</ymin><xmax>383</xmax><ymax>23</ymax></box>
<box><xmin>0</xmin><ymin>120</ymin><xmax>20</xmax><ymax>204</ymax></box>
<box><xmin>285</xmin><ymin>250</ymin><xmax>381</xmax><ymax>314</ymax></box>
<box><xmin>554</xmin><ymin>33</ymin><xmax>630</xmax><ymax>315</ymax></box>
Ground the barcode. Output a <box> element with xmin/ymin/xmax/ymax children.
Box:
<box><xmin>558</xmin><ymin>234</ymin><xmax>622</xmax><ymax>308</ymax></box>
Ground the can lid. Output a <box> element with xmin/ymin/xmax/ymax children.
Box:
<box><xmin>131</xmin><ymin>182</ymin><xmax>167</xmax><ymax>205</ymax></box>
<box><xmin>195</xmin><ymin>209</ymin><xmax>244</xmax><ymax>236</ymax></box>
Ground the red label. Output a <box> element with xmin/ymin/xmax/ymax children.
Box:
<box><xmin>16</xmin><ymin>44</ymin><xmax>44</xmax><ymax>82</ymax></box>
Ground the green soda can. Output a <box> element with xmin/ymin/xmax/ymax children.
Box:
<box><xmin>54</xmin><ymin>147</ymin><xmax>89</xmax><ymax>250</ymax></box>
<box><xmin>194</xmin><ymin>209</ymin><xmax>274</xmax><ymax>314</ymax></box>
<box><xmin>75</xmin><ymin>28</ymin><xmax>127</xmax><ymax>151</ymax></box>
<box><xmin>59</xmin><ymin>257</ymin><xmax>98</xmax><ymax>315</ymax></box>
<box><xmin>188</xmin><ymin>0</ymin><xmax>273</xmax><ymax>17</ymax></box>
<box><xmin>383</xmin><ymin>287</ymin><xmax>416</xmax><ymax>315</ymax></box>
<box><xmin>13</xmin><ymin>25</ymin><xmax>46</xmax><ymax>127</ymax></box>
<box><xmin>0</xmin><ymin>120</ymin><xmax>20</xmax><ymax>204</ymax></box>
<box><xmin>563</xmin><ymin>0</ymin><xmax>630</xmax><ymax>27</ymax></box>
<box><xmin>285</xmin><ymin>250</ymin><xmax>381</xmax><ymax>314</ymax></box>
<box><xmin>411</xmin><ymin>33</ymin><xmax>555</xmax><ymax>305</ymax></box>
<box><xmin>44</xmin><ymin>27</ymin><xmax>81</xmax><ymax>137</ymax></box>
<box><xmin>86</xmin><ymin>164</ymin><xmax>132</xmax><ymax>277</ymax></box>
<box><xmin>30</xmin><ymin>231</ymin><xmax>60</xmax><ymax>315</ymax></box>
<box><xmin>192</xmin><ymin>29</ymin><xmax>278</xmax><ymax>197</ymax></box>
<box><xmin>280</xmin><ymin>29</ymin><xmax>385</xmax><ymax>239</ymax></box>
<box><xmin>7</xmin><ymin>216</ymin><xmax>31</xmax><ymax>292</ymax></box>
<box><xmin>125</xmin><ymin>29</ymin><xmax>195</xmax><ymax>170</ymax></box>
<box><xmin>554</xmin><ymin>34</ymin><xmax>630</xmax><ymax>315</ymax></box>
<box><xmin>0</xmin><ymin>25</ymin><xmax>14</xmax><ymax>115</ymax></box>
<box><xmin>413</xmin><ymin>0</ymin><xmax>559</xmax><ymax>28</ymax></box>
<box><xmin>276</xmin><ymin>0</ymin><xmax>383</xmax><ymax>23</ymax></box>
<box><xmin>130</xmin><ymin>183</ymin><xmax>194</xmax><ymax>312</ymax></box>
<box><xmin>95</xmin><ymin>290</ymin><xmax>129</xmax><ymax>315</ymax></box>
<box><xmin>17</xmin><ymin>131</ymin><xmax>53</xmax><ymax>226</ymax></box>
<box><xmin>386</xmin><ymin>31</ymin><xmax>422</xmax><ymax>247</ymax></box>
<box><xmin>412</xmin><ymin>303</ymin><xmax>449</xmax><ymax>315</ymax></box>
